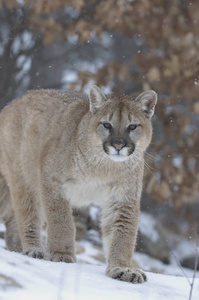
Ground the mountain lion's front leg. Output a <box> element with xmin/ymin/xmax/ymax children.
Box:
<box><xmin>41</xmin><ymin>184</ymin><xmax>76</xmax><ymax>263</ymax></box>
<box><xmin>4</xmin><ymin>208</ymin><xmax>22</xmax><ymax>253</ymax></box>
<box><xmin>102</xmin><ymin>199</ymin><xmax>147</xmax><ymax>284</ymax></box>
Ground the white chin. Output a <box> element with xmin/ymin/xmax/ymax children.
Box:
<box><xmin>109</xmin><ymin>155</ymin><xmax>129</xmax><ymax>162</ymax></box>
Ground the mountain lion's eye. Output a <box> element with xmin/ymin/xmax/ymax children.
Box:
<box><xmin>103</xmin><ymin>122</ymin><xmax>112</xmax><ymax>130</ymax></box>
<box><xmin>128</xmin><ymin>124</ymin><xmax>138</xmax><ymax>131</ymax></box>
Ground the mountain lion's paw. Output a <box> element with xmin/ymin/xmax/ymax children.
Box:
<box><xmin>46</xmin><ymin>252</ymin><xmax>76</xmax><ymax>263</ymax></box>
<box><xmin>23</xmin><ymin>249</ymin><xmax>44</xmax><ymax>259</ymax></box>
<box><xmin>106</xmin><ymin>267</ymin><xmax>147</xmax><ymax>284</ymax></box>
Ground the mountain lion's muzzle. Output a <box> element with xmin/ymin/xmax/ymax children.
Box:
<box><xmin>103</xmin><ymin>139</ymin><xmax>135</xmax><ymax>162</ymax></box>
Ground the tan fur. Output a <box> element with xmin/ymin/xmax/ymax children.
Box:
<box><xmin>0</xmin><ymin>86</ymin><xmax>157</xmax><ymax>283</ymax></box>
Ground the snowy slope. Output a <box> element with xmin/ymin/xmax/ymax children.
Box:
<box><xmin>0</xmin><ymin>241</ymin><xmax>199</xmax><ymax>300</ymax></box>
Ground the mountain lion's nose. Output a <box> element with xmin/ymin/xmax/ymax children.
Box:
<box><xmin>112</xmin><ymin>139</ymin><xmax>126</xmax><ymax>151</ymax></box>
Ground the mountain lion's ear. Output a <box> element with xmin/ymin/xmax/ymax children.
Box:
<box><xmin>89</xmin><ymin>85</ymin><xmax>107</xmax><ymax>114</ymax></box>
<box><xmin>135</xmin><ymin>90</ymin><xmax>157</xmax><ymax>119</ymax></box>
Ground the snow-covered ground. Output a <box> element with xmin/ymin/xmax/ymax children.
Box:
<box><xmin>0</xmin><ymin>230</ymin><xmax>199</xmax><ymax>300</ymax></box>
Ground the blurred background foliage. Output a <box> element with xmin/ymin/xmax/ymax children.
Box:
<box><xmin>0</xmin><ymin>0</ymin><xmax>199</xmax><ymax>239</ymax></box>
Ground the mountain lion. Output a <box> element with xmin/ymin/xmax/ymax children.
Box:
<box><xmin>0</xmin><ymin>85</ymin><xmax>157</xmax><ymax>284</ymax></box>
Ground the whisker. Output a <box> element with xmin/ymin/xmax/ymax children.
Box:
<box><xmin>143</xmin><ymin>161</ymin><xmax>155</xmax><ymax>176</ymax></box>
<box><xmin>136</xmin><ymin>147</ymin><xmax>155</xmax><ymax>160</ymax></box>
<box><xmin>144</xmin><ymin>152</ymin><xmax>155</xmax><ymax>160</ymax></box>
<box><xmin>83</xmin><ymin>148</ymin><xmax>102</xmax><ymax>166</ymax></box>
<box><xmin>144</xmin><ymin>159</ymin><xmax>157</xmax><ymax>172</ymax></box>
<box><xmin>134</xmin><ymin>149</ymin><xmax>156</xmax><ymax>176</ymax></box>
<box><xmin>132</xmin><ymin>151</ymin><xmax>144</xmax><ymax>174</ymax></box>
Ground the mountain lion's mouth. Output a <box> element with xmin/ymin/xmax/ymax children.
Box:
<box><xmin>103</xmin><ymin>142</ymin><xmax>135</xmax><ymax>162</ymax></box>
<box><xmin>109</xmin><ymin>153</ymin><xmax>129</xmax><ymax>162</ymax></box>
<box><xmin>103</xmin><ymin>145</ymin><xmax>130</xmax><ymax>162</ymax></box>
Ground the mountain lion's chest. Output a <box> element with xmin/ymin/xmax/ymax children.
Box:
<box><xmin>62</xmin><ymin>178</ymin><xmax>114</xmax><ymax>207</ymax></box>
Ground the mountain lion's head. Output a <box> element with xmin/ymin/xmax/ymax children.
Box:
<box><xmin>88</xmin><ymin>85</ymin><xmax>157</xmax><ymax>162</ymax></box>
